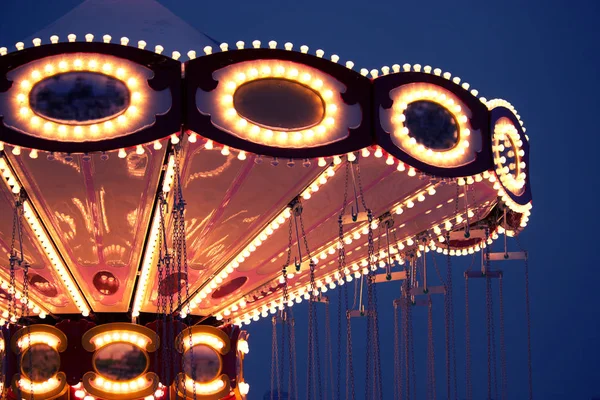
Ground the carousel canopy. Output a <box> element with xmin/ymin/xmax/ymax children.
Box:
<box><xmin>0</xmin><ymin>4</ymin><xmax>532</xmax><ymax>324</ymax></box>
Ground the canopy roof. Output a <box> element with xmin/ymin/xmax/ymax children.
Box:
<box><xmin>30</xmin><ymin>0</ymin><xmax>218</xmax><ymax>54</ymax></box>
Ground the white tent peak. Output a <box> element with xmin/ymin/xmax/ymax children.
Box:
<box><xmin>31</xmin><ymin>0</ymin><xmax>218</xmax><ymax>54</ymax></box>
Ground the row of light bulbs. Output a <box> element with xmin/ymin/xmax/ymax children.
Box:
<box><xmin>183</xmin><ymin>159</ymin><xmax>343</xmax><ymax>316</ymax></box>
<box><xmin>0</xmin><ymin>156</ymin><xmax>90</xmax><ymax>315</ymax></box>
<box><xmin>222</xmin><ymin>178</ymin><xmax>488</xmax><ymax>323</ymax></box>
<box><xmin>131</xmin><ymin>155</ymin><xmax>176</xmax><ymax>317</ymax></box>
<box><xmin>228</xmin><ymin>198</ymin><xmax>503</xmax><ymax>326</ymax></box>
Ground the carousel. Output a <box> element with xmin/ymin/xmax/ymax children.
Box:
<box><xmin>0</xmin><ymin>10</ymin><xmax>533</xmax><ymax>400</ymax></box>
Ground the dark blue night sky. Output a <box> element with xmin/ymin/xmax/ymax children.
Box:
<box><xmin>2</xmin><ymin>0</ymin><xmax>599</xmax><ymax>398</ymax></box>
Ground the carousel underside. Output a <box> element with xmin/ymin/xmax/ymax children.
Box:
<box><xmin>0</xmin><ymin>34</ymin><xmax>532</xmax><ymax>400</ymax></box>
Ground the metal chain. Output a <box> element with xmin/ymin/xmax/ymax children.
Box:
<box><xmin>394</xmin><ymin>302</ymin><xmax>402</xmax><ymax>400</ymax></box>
<box><xmin>325</xmin><ymin>301</ymin><xmax>335</xmax><ymax>400</ymax></box>
<box><xmin>485</xmin><ymin>228</ymin><xmax>492</xmax><ymax>400</ymax></box>
<box><xmin>515</xmin><ymin>235</ymin><xmax>533</xmax><ymax>400</ymax></box>
<box><xmin>291</xmin><ymin>316</ymin><xmax>299</xmax><ymax>400</ymax></box>
<box><xmin>465</xmin><ymin>273</ymin><xmax>472</xmax><ymax>400</ymax></box>
<box><xmin>271</xmin><ymin>316</ymin><xmax>280</xmax><ymax>400</ymax></box>
<box><xmin>427</xmin><ymin>296</ymin><xmax>437</xmax><ymax>400</ymax></box>
<box><xmin>337</xmin><ymin>161</ymin><xmax>354</xmax><ymax>400</ymax></box>
<box><xmin>357</xmin><ymin>157</ymin><xmax>383</xmax><ymax>400</ymax></box>
<box><xmin>499</xmin><ymin>274</ymin><xmax>507</xmax><ymax>400</ymax></box>
<box><xmin>444</xmin><ymin>231</ymin><xmax>457</xmax><ymax>400</ymax></box>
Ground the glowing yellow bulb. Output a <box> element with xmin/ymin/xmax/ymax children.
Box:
<box><xmin>74</xmin><ymin>126</ymin><xmax>83</xmax><ymax>136</ymax></box>
<box><xmin>88</xmin><ymin>60</ymin><xmax>98</xmax><ymax>69</ymax></box>
<box><xmin>250</xmin><ymin>125</ymin><xmax>260</xmax><ymax>136</ymax></box>
<box><xmin>327</xmin><ymin>104</ymin><xmax>338</xmax><ymax>114</ymax></box>
<box><xmin>316</xmin><ymin>125</ymin><xmax>326</xmax><ymax>135</ymax></box>
<box><xmin>20</xmin><ymin>80</ymin><xmax>31</xmax><ymax>89</ymax></box>
<box><xmin>16</xmin><ymin>93</ymin><xmax>26</xmax><ymax>103</ymax></box>
<box><xmin>89</xmin><ymin>125</ymin><xmax>99</xmax><ymax>135</ymax></box>
<box><xmin>225</xmin><ymin>81</ymin><xmax>236</xmax><ymax>92</ymax></box>
<box><xmin>261</xmin><ymin>65</ymin><xmax>271</xmax><ymax>75</ymax></box>
<box><xmin>74</xmin><ymin>59</ymin><xmax>83</xmax><ymax>68</ymax></box>
<box><xmin>225</xmin><ymin>108</ymin><xmax>236</xmax><ymax>118</ymax></box>
<box><xmin>236</xmin><ymin>72</ymin><xmax>247</xmax><ymax>82</ymax></box>
<box><xmin>58</xmin><ymin>125</ymin><xmax>67</xmax><ymax>136</ymax></box>
<box><xmin>116</xmin><ymin>68</ymin><xmax>125</xmax><ymax>78</ymax></box>
<box><xmin>104</xmin><ymin>121</ymin><xmax>114</xmax><ymax>130</ymax></box>
<box><xmin>323</xmin><ymin>89</ymin><xmax>333</xmax><ymax>99</ymax></box>
<box><xmin>43</xmin><ymin>122</ymin><xmax>53</xmax><ymax>132</ymax></box>
<box><xmin>30</xmin><ymin>116</ymin><xmax>40</xmax><ymax>127</ymax></box>
<box><xmin>45</xmin><ymin>64</ymin><xmax>55</xmax><ymax>74</ymax></box>
<box><xmin>248</xmin><ymin>68</ymin><xmax>258</xmax><ymax>78</ymax></box>
<box><xmin>289</xmin><ymin>68</ymin><xmax>299</xmax><ymax>77</ymax></box>
<box><xmin>293</xmin><ymin>131</ymin><xmax>303</xmax><ymax>141</ymax></box>
<box><xmin>31</xmin><ymin>70</ymin><xmax>41</xmax><ymax>80</ymax></box>
<box><xmin>279</xmin><ymin>132</ymin><xmax>288</xmax><ymax>142</ymax></box>
<box><xmin>301</xmin><ymin>72</ymin><xmax>311</xmax><ymax>82</ymax></box>
<box><xmin>117</xmin><ymin>115</ymin><xmax>127</xmax><ymax>124</ymax></box>
<box><xmin>324</xmin><ymin>117</ymin><xmax>334</xmax><ymax>126</ymax></box>
<box><xmin>275</xmin><ymin>65</ymin><xmax>285</xmax><ymax>75</ymax></box>
<box><xmin>312</xmin><ymin>79</ymin><xmax>323</xmax><ymax>89</ymax></box>
<box><xmin>221</xmin><ymin>94</ymin><xmax>233</xmax><ymax>106</ymax></box>
<box><xmin>127</xmin><ymin>105</ymin><xmax>138</xmax><ymax>115</ymax></box>
<box><xmin>102</xmin><ymin>63</ymin><xmax>113</xmax><ymax>73</ymax></box>
<box><xmin>19</xmin><ymin>107</ymin><xmax>29</xmax><ymax>117</ymax></box>
<box><xmin>236</xmin><ymin>118</ymin><xmax>248</xmax><ymax>129</ymax></box>
<box><xmin>127</xmin><ymin>78</ymin><xmax>137</xmax><ymax>88</ymax></box>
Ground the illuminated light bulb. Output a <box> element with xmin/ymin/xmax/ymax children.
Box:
<box><xmin>220</xmin><ymin>42</ymin><xmax>229</xmax><ymax>52</ymax></box>
<box><xmin>361</xmin><ymin>148</ymin><xmax>370</xmax><ymax>157</ymax></box>
<box><xmin>118</xmin><ymin>148</ymin><xmax>127</xmax><ymax>158</ymax></box>
<box><xmin>221</xmin><ymin>146</ymin><xmax>230</xmax><ymax>156</ymax></box>
<box><xmin>268</xmin><ymin>40</ymin><xmax>277</xmax><ymax>49</ymax></box>
<box><xmin>170</xmin><ymin>134</ymin><xmax>180</xmax><ymax>144</ymax></box>
<box><xmin>443</xmin><ymin>71</ymin><xmax>451</xmax><ymax>79</ymax></box>
<box><xmin>360</xmin><ymin>68</ymin><xmax>369</xmax><ymax>76</ymax></box>
<box><xmin>370</xmin><ymin>69</ymin><xmax>379</xmax><ymax>78</ymax></box>
<box><xmin>67</xmin><ymin>33</ymin><xmax>76</xmax><ymax>42</ymax></box>
<box><xmin>12</xmin><ymin>146</ymin><xmax>21</xmax><ymax>156</ymax></box>
<box><xmin>32</xmin><ymin>37</ymin><xmax>42</xmax><ymax>47</ymax></box>
<box><xmin>137</xmin><ymin>40</ymin><xmax>147</xmax><ymax>50</ymax></box>
<box><xmin>85</xmin><ymin>33</ymin><xmax>94</xmax><ymax>42</ymax></box>
<box><xmin>50</xmin><ymin>35</ymin><xmax>59</xmax><ymax>44</ymax></box>
<box><xmin>374</xmin><ymin>147</ymin><xmax>383</xmax><ymax>158</ymax></box>
<box><xmin>236</xmin><ymin>40</ymin><xmax>245</xmax><ymax>49</ymax></box>
<box><xmin>386</xmin><ymin>155</ymin><xmax>394</xmax><ymax>165</ymax></box>
<box><xmin>395</xmin><ymin>206</ymin><xmax>404</xmax><ymax>215</ymax></box>
<box><xmin>14</xmin><ymin>42</ymin><xmax>25</xmax><ymax>50</ymax></box>
<box><xmin>20</xmin><ymin>80</ymin><xmax>31</xmax><ymax>89</ymax></box>
<box><xmin>136</xmin><ymin>145</ymin><xmax>144</xmax><ymax>155</ymax></box>
<box><xmin>347</xmin><ymin>152</ymin><xmax>356</xmax><ymax>162</ymax></box>
<box><xmin>251</xmin><ymin>40</ymin><xmax>261</xmax><ymax>49</ymax></box>
<box><xmin>333</xmin><ymin>155</ymin><xmax>342</xmax><ymax>165</ymax></box>
<box><xmin>402</xmin><ymin>63</ymin><xmax>411</xmax><ymax>72</ymax></box>
<box><xmin>300</xmin><ymin>45</ymin><xmax>309</xmax><ymax>53</ymax></box>
<box><xmin>406</xmin><ymin>200</ymin><xmax>415</xmax><ymax>208</ymax></box>
<box><xmin>417</xmin><ymin>193</ymin><xmax>425</xmax><ymax>202</ymax></box>
<box><xmin>238</xmin><ymin>151</ymin><xmax>247</xmax><ymax>161</ymax></box>
<box><xmin>408</xmin><ymin>167</ymin><xmax>416</xmax><ymax>176</ymax></box>
<box><xmin>187</xmin><ymin>50</ymin><xmax>197</xmax><ymax>60</ymax></box>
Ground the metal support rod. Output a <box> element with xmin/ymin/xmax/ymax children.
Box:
<box><xmin>293</xmin><ymin>215</ymin><xmax>303</xmax><ymax>269</ymax></box>
<box><xmin>464</xmin><ymin>185</ymin><xmax>470</xmax><ymax>238</ymax></box>
<box><xmin>423</xmin><ymin>244</ymin><xmax>427</xmax><ymax>293</ymax></box>
<box><xmin>465</xmin><ymin>270</ymin><xmax>503</xmax><ymax>279</ymax></box>
<box><xmin>481</xmin><ymin>245</ymin><xmax>486</xmax><ymax>274</ymax></box>
<box><xmin>374</xmin><ymin>271</ymin><xmax>407</xmax><ymax>283</ymax></box>
<box><xmin>503</xmin><ymin>208</ymin><xmax>508</xmax><ymax>258</ymax></box>
<box><xmin>489</xmin><ymin>252</ymin><xmax>527</xmax><ymax>261</ymax></box>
